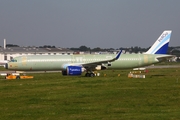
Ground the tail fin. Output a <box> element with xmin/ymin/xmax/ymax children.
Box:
<box><xmin>145</xmin><ymin>30</ymin><xmax>172</xmax><ymax>54</ymax></box>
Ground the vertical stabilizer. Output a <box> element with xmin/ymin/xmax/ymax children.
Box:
<box><xmin>145</xmin><ymin>30</ymin><xmax>172</xmax><ymax>54</ymax></box>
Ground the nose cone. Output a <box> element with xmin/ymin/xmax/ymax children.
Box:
<box><xmin>5</xmin><ymin>63</ymin><xmax>8</xmax><ymax>69</ymax></box>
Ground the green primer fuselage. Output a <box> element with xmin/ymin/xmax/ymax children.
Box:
<box><xmin>7</xmin><ymin>54</ymin><xmax>164</xmax><ymax>71</ymax></box>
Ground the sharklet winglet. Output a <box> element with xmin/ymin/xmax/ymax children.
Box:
<box><xmin>115</xmin><ymin>50</ymin><xmax>122</xmax><ymax>60</ymax></box>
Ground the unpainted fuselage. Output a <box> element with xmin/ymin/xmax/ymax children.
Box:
<box><xmin>6</xmin><ymin>54</ymin><xmax>166</xmax><ymax>71</ymax></box>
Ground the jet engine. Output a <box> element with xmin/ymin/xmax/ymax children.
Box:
<box><xmin>62</xmin><ymin>66</ymin><xmax>84</xmax><ymax>76</ymax></box>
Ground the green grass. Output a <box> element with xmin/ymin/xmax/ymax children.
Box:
<box><xmin>0</xmin><ymin>68</ymin><xmax>180</xmax><ymax>120</ymax></box>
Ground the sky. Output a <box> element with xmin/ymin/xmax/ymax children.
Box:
<box><xmin>0</xmin><ymin>0</ymin><xmax>180</xmax><ymax>49</ymax></box>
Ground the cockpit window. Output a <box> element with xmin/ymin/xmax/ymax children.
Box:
<box><xmin>10</xmin><ymin>59</ymin><xmax>17</xmax><ymax>62</ymax></box>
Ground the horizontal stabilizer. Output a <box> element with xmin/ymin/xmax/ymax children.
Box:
<box><xmin>156</xmin><ymin>55</ymin><xmax>175</xmax><ymax>62</ymax></box>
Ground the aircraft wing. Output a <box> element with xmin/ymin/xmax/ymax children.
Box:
<box><xmin>81</xmin><ymin>50</ymin><xmax>122</xmax><ymax>69</ymax></box>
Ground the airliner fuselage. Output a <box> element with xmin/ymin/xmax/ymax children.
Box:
<box><xmin>6</xmin><ymin>54</ymin><xmax>166</xmax><ymax>71</ymax></box>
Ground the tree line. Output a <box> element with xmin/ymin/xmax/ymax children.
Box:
<box><xmin>1</xmin><ymin>44</ymin><xmax>180</xmax><ymax>56</ymax></box>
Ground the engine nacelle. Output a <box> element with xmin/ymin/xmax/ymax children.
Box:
<box><xmin>62</xmin><ymin>66</ymin><xmax>83</xmax><ymax>76</ymax></box>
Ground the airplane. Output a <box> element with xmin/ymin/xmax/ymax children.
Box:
<box><xmin>5</xmin><ymin>30</ymin><xmax>174</xmax><ymax>77</ymax></box>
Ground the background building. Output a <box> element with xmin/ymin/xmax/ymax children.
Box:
<box><xmin>0</xmin><ymin>40</ymin><xmax>73</xmax><ymax>61</ymax></box>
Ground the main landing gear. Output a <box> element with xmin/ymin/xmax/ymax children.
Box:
<box><xmin>85</xmin><ymin>72</ymin><xmax>95</xmax><ymax>77</ymax></box>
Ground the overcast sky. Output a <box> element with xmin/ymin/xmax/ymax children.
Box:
<box><xmin>0</xmin><ymin>0</ymin><xmax>179</xmax><ymax>49</ymax></box>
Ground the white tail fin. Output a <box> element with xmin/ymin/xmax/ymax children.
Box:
<box><xmin>145</xmin><ymin>30</ymin><xmax>172</xmax><ymax>54</ymax></box>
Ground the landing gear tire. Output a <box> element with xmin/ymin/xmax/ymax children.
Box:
<box><xmin>90</xmin><ymin>73</ymin><xmax>95</xmax><ymax>77</ymax></box>
<box><xmin>85</xmin><ymin>73</ymin><xmax>95</xmax><ymax>77</ymax></box>
<box><xmin>85</xmin><ymin>73</ymin><xmax>89</xmax><ymax>77</ymax></box>
<box><xmin>16</xmin><ymin>76</ymin><xmax>20</xmax><ymax>79</ymax></box>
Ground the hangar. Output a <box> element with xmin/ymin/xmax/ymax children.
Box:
<box><xmin>0</xmin><ymin>40</ymin><xmax>73</xmax><ymax>61</ymax></box>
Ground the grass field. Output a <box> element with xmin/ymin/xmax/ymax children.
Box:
<box><xmin>0</xmin><ymin>68</ymin><xmax>180</xmax><ymax>120</ymax></box>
